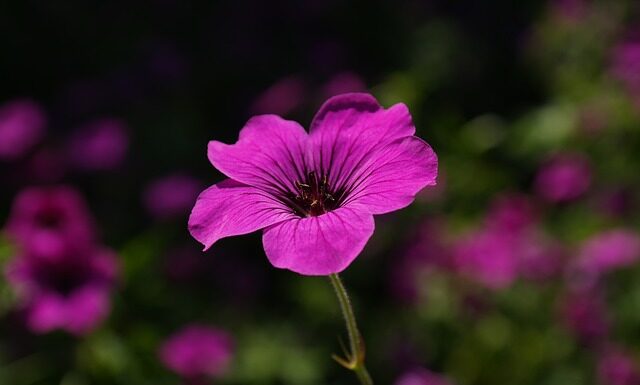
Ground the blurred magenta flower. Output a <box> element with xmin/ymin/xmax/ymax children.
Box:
<box><xmin>611</xmin><ymin>39</ymin><xmax>640</xmax><ymax>101</ymax></box>
<box><xmin>560</xmin><ymin>288</ymin><xmax>610</xmax><ymax>344</ymax></box>
<box><xmin>453</xmin><ymin>194</ymin><xmax>561</xmax><ymax>288</ymax></box>
<box><xmin>251</xmin><ymin>75</ymin><xmax>307</xmax><ymax>116</ymax></box>
<box><xmin>159</xmin><ymin>324</ymin><xmax>234</xmax><ymax>379</ymax></box>
<box><xmin>0</xmin><ymin>99</ymin><xmax>46</xmax><ymax>160</ymax></box>
<box><xmin>394</xmin><ymin>368</ymin><xmax>454</xmax><ymax>385</ymax></box>
<box><xmin>598</xmin><ymin>348</ymin><xmax>640</xmax><ymax>385</ymax></box>
<box><xmin>144</xmin><ymin>174</ymin><xmax>202</xmax><ymax>219</ymax></box>
<box><xmin>575</xmin><ymin>229</ymin><xmax>640</xmax><ymax>280</ymax></box>
<box><xmin>534</xmin><ymin>152</ymin><xmax>591</xmax><ymax>203</ymax></box>
<box><xmin>323</xmin><ymin>72</ymin><xmax>366</xmax><ymax>98</ymax></box>
<box><xmin>67</xmin><ymin>118</ymin><xmax>129</xmax><ymax>171</ymax></box>
<box><xmin>189</xmin><ymin>93</ymin><xmax>438</xmax><ymax>275</ymax></box>
<box><xmin>5</xmin><ymin>186</ymin><xmax>95</xmax><ymax>259</ymax></box>
<box><xmin>5</xmin><ymin>247</ymin><xmax>119</xmax><ymax>335</ymax></box>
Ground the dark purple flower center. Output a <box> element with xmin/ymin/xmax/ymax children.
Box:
<box><xmin>289</xmin><ymin>171</ymin><xmax>338</xmax><ymax>217</ymax></box>
<box><xmin>33</xmin><ymin>260</ymin><xmax>92</xmax><ymax>296</ymax></box>
<box><xmin>35</xmin><ymin>208</ymin><xmax>64</xmax><ymax>229</ymax></box>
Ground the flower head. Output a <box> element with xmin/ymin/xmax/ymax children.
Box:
<box><xmin>67</xmin><ymin>118</ymin><xmax>129</xmax><ymax>171</ymax></box>
<box><xmin>574</xmin><ymin>229</ymin><xmax>640</xmax><ymax>284</ymax></box>
<box><xmin>5</xmin><ymin>246</ymin><xmax>119</xmax><ymax>335</ymax></box>
<box><xmin>159</xmin><ymin>324</ymin><xmax>234</xmax><ymax>379</ymax></box>
<box><xmin>144</xmin><ymin>174</ymin><xmax>202</xmax><ymax>219</ymax></box>
<box><xmin>5</xmin><ymin>186</ymin><xmax>95</xmax><ymax>259</ymax></box>
<box><xmin>0</xmin><ymin>99</ymin><xmax>46</xmax><ymax>160</ymax></box>
<box><xmin>535</xmin><ymin>152</ymin><xmax>591</xmax><ymax>203</ymax></box>
<box><xmin>598</xmin><ymin>348</ymin><xmax>640</xmax><ymax>385</ymax></box>
<box><xmin>189</xmin><ymin>93</ymin><xmax>437</xmax><ymax>275</ymax></box>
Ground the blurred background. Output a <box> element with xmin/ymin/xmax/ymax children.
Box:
<box><xmin>1</xmin><ymin>0</ymin><xmax>640</xmax><ymax>384</ymax></box>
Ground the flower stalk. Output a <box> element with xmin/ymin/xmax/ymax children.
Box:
<box><xmin>328</xmin><ymin>273</ymin><xmax>373</xmax><ymax>385</ymax></box>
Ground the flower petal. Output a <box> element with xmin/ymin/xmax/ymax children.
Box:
<box><xmin>64</xmin><ymin>285</ymin><xmax>111</xmax><ymax>335</ymax></box>
<box><xmin>308</xmin><ymin>93</ymin><xmax>416</xmax><ymax>183</ymax></box>
<box><xmin>342</xmin><ymin>136</ymin><xmax>437</xmax><ymax>214</ymax></box>
<box><xmin>189</xmin><ymin>179</ymin><xmax>295</xmax><ymax>250</ymax></box>
<box><xmin>26</xmin><ymin>293</ymin><xmax>66</xmax><ymax>333</ymax></box>
<box><xmin>207</xmin><ymin>115</ymin><xmax>308</xmax><ymax>194</ymax></box>
<box><xmin>262</xmin><ymin>205</ymin><xmax>374</xmax><ymax>275</ymax></box>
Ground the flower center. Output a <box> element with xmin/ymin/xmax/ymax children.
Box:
<box><xmin>291</xmin><ymin>171</ymin><xmax>337</xmax><ymax>217</ymax></box>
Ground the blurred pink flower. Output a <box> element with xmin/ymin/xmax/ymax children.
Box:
<box><xmin>159</xmin><ymin>324</ymin><xmax>234</xmax><ymax>379</ymax></box>
<box><xmin>559</xmin><ymin>288</ymin><xmax>609</xmax><ymax>344</ymax></box>
<box><xmin>534</xmin><ymin>152</ymin><xmax>591</xmax><ymax>203</ymax></box>
<box><xmin>611</xmin><ymin>39</ymin><xmax>640</xmax><ymax>100</ymax></box>
<box><xmin>5</xmin><ymin>247</ymin><xmax>119</xmax><ymax>335</ymax></box>
<box><xmin>0</xmin><ymin>99</ymin><xmax>46</xmax><ymax>160</ymax></box>
<box><xmin>453</xmin><ymin>194</ymin><xmax>560</xmax><ymax>288</ymax></box>
<box><xmin>4</xmin><ymin>186</ymin><xmax>96</xmax><ymax>259</ymax></box>
<box><xmin>575</xmin><ymin>229</ymin><xmax>640</xmax><ymax>281</ymax></box>
<box><xmin>144</xmin><ymin>174</ymin><xmax>202</xmax><ymax>219</ymax></box>
<box><xmin>394</xmin><ymin>368</ymin><xmax>454</xmax><ymax>385</ymax></box>
<box><xmin>67</xmin><ymin>118</ymin><xmax>129</xmax><ymax>171</ymax></box>
<box><xmin>251</xmin><ymin>75</ymin><xmax>307</xmax><ymax>116</ymax></box>
<box><xmin>598</xmin><ymin>348</ymin><xmax>640</xmax><ymax>385</ymax></box>
<box><xmin>322</xmin><ymin>72</ymin><xmax>366</xmax><ymax>98</ymax></box>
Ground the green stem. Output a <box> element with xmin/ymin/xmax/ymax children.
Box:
<box><xmin>328</xmin><ymin>274</ymin><xmax>373</xmax><ymax>385</ymax></box>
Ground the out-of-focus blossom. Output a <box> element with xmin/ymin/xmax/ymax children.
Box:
<box><xmin>251</xmin><ymin>75</ymin><xmax>307</xmax><ymax>116</ymax></box>
<box><xmin>453</xmin><ymin>229</ymin><xmax>520</xmax><ymax>289</ymax></box>
<box><xmin>0</xmin><ymin>99</ymin><xmax>46</xmax><ymax>160</ymax></box>
<box><xmin>159</xmin><ymin>324</ymin><xmax>234</xmax><ymax>379</ymax></box>
<box><xmin>575</xmin><ymin>229</ymin><xmax>640</xmax><ymax>282</ymax></box>
<box><xmin>4</xmin><ymin>186</ymin><xmax>95</xmax><ymax>258</ymax></box>
<box><xmin>610</xmin><ymin>39</ymin><xmax>640</xmax><ymax>101</ymax></box>
<box><xmin>146</xmin><ymin>42</ymin><xmax>189</xmax><ymax>85</ymax></box>
<box><xmin>189</xmin><ymin>93</ymin><xmax>437</xmax><ymax>275</ymax></box>
<box><xmin>452</xmin><ymin>194</ymin><xmax>561</xmax><ymax>288</ymax></box>
<box><xmin>67</xmin><ymin>118</ymin><xmax>129</xmax><ymax>171</ymax></box>
<box><xmin>394</xmin><ymin>368</ymin><xmax>454</xmax><ymax>385</ymax></box>
<box><xmin>322</xmin><ymin>72</ymin><xmax>366</xmax><ymax>98</ymax></box>
<box><xmin>598</xmin><ymin>348</ymin><xmax>640</xmax><ymax>385</ymax></box>
<box><xmin>534</xmin><ymin>152</ymin><xmax>591</xmax><ymax>203</ymax></box>
<box><xmin>594</xmin><ymin>187</ymin><xmax>635</xmax><ymax>218</ymax></box>
<box><xmin>5</xmin><ymin>247</ymin><xmax>119</xmax><ymax>335</ymax></box>
<box><xmin>559</xmin><ymin>288</ymin><xmax>609</xmax><ymax>345</ymax></box>
<box><xmin>144</xmin><ymin>174</ymin><xmax>202</xmax><ymax>219</ymax></box>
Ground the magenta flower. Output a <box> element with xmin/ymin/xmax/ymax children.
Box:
<box><xmin>598</xmin><ymin>348</ymin><xmax>640</xmax><ymax>385</ymax></box>
<box><xmin>0</xmin><ymin>99</ymin><xmax>46</xmax><ymax>160</ymax></box>
<box><xmin>5</xmin><ymin>247</ymin><xmax>119</xmax><ymax>335</ymax></box>
<box><xmin>534</xmin><ymin>152</ymin><xmax>591</xmax><ymax>203</ymax></box>
<box><xmin>575</xmin><ymin>229</ymin><xmax>640</xmax><ymax>280</ymax></box>
<box><xmin>144</xmin><ymin>174</ymin><xmax>202</xmax><ymax>219</ymax></box>
<box><xmin>189</xmin><ymin>93</ymin><xmax>438</xmax><ymax>275</ymax></box>
<box><xmin>5</xmin><ymin>186</ymin><xmax>96</xmax><ymax>259</ymax></box>
<box><xmin>159</xmin><ymin>324</ymin><xmax>234</xmax><ymax>379</ymax></box>
<box><xmin>611</xmin><ymin>39</ymin><xmax>640</xmax><ymax>99</ymax></box>
<box><xmin>559</xmin><ymin>288</ymin><xmax>610</xmax><ymax>344</ymax></box>
<box><xmin>394</xmin><ymin>368</ymin><xmax>454</xmax><ymax>385</ymax></box>
<box><xmin>67</xmin><ymin>118</ymin><xmax>129</xmax><ymax>171</ymax></box>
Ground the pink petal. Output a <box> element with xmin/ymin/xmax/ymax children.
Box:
<box><xmin>262</xmin><ymin>205</ymin><xmax>374</xmax><ymax>275</ymax></box>
<box><xmin>207</xmin><ymin>115</ymin><xmax>308</xmax><ymax>193</ymax></box>
<box><xmin>26</xmin><ymin>294</ymin><xmax>67</xmax><ymax>333</ymax></box>
<box><xmin>308</xmin><ymin>93</ymin><xmax>416</xmax><ymax>181</ymax></box>
<box><xmin>64</xmin><ymin>286</ymin><xmax>111</xmax><ymax>335</ymax></box>
<box><xmin>343</xmin><ymin>137</ymin><xmax>438</xmax><ymax>214</ymax></box>
<box><xmin>189</xmin><ymin>179</ymin><xmax>295</xmax><ymax>250</ymax></box>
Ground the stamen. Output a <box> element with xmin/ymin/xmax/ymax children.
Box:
<box><xmin>290</xmin><ymin>171</ymin><xmax>338</xmax><ymax>217</ymax></box>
